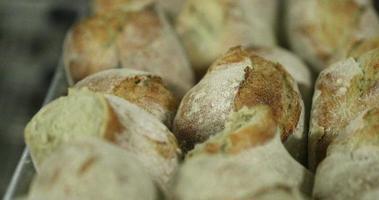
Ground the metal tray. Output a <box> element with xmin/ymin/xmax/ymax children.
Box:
<box><xmin>3</xmin><ymin>62</ymin><xmax>69</xmax><ymax>200</ymax></box>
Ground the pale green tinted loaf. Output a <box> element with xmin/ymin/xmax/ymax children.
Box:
<box><xmin>25</xmin><ymin>88</ymin><xmax>180</xmax><ymax>193</ymax></box>
<box><xmin>25</xmin><ymin>89</ymin><xmax>111</xmax><ymax>169</ymax></box>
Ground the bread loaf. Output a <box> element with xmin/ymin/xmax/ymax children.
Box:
<box><xmin>75</xmin><ymin>69</ymin><xmax>177</xmax><ymax>128</ymax></box>
<box><xmin>64</xmin><ymin>5</ymin><xmax>194</xmax><ymax>97</ymax></box>
<box><xmin>251</xmin><ymin>46</ymin><xmax>312</xmax><ymax>104</ymax></box>
<box><xmin>185</xmin><ymin>105</ymin><xmax>313</xmax><ymax>195</ymax></box>
<box><xmin>174</xmin><ymin>154</ymin><xmax>308</xmax><ymax>200</ymax></box>
<box><xmin>313</xmin><ymin>107</ymin><xmax>379</xmax><ymax>200</ymax></box>
<box><xmin>27</xmin><ymin>139</ymin><xmax>158</xmax><ymax>200</ymax></box>
<box><xmin>24</xmin><ymin>89</ymin><xmax>180</xmax><ymax>191</ymax></box>
<box><xmin>173</xmin><ymin>46</ymin><xmax>305</xmax><ymax>162</ymax></box>
<box><xmin>285</xmin><ymin>0</ymin><xmax>379</xmax><ymax>72</ymax></box>
<box><xmin>176</xmin><ymin>0</ymin><xmax>278</xmax><ymax>75</ymax></box>
<box><xmin>309</xmin><ymin>48</ymin><xmax>379</xmax><ymax>170</ymax></box>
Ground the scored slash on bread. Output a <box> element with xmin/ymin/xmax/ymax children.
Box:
<box><xmin>64</xmin><ymin>4</ymin><xmax>194</xmax><ymax>97</ymax></box>
<box><xmin>309</xmin><ymin>48</ymin><xmax>379</xmax><ymax>170</ymax></box>
<box><xmin>24</xmin><ymin>89</ymin><xmax>180</xmax><ymax>192</ymax></box>
<box><xmin>27</xmin><ymin>139</ymin><xmax>158</xmax><ymax>200</ymax></box>
<box><xmin>173</xmin><ymin>106</ymin><xmax>313</xmax><ymax>199</ymax></box>
<box><xmin>173</xmin><ymin>46</ymin><xmax>306</xmax><ymax>162</ymax></box>
<box><xmin>313</xmin><ymin>107</ymin><xmax>379</xmax><ymax>200</ymax></box>
<box><xmin>251</xmin><ymin>46</ymin><xmax>313</xmax><ymax>106</ymax></box>
<box><xmin>75</xmin><ymin>68</ymin><xmax>178</xmax><ymax>128</ymax></box>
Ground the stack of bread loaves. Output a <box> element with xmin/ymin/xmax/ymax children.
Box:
<box><xmin>22</xmin><ymin>0</ymin><xmax>379</xmax><ymax>199</ymax></box>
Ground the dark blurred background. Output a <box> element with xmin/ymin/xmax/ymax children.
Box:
<box><xmin>0</xmin><ymin>0</ymin><xmax>379</xmax><ymax>196</ymax></box>
<box><xmin>0</xmin><ymin>0</ymin><xmax>85</xmax><ymax>195</ymax></box>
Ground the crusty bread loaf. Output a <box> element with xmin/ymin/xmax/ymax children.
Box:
<box><xmin>27</xmin><ymin>138</ymin><xmax>158</xmax><ymax>200</ymax></box>
<box><xmin>313</xmin><ymin>107</ymin><xmax>379</xmax><ymax>200</ymax></box>
<box><xmin>174</xmin><ymin>154</ymin><xmax>308</xmax><ymax>200</ymax></box>
<box><xmin>285</xmin><ymin>0</ymin><xmax>379</xmax><ymax>72</ymax></box>
<box><xmin>92</xmin><ymin>0</ymin><xmax>185</xmax><ymax>19</ymax></box>
<box><xmin>24</xmin><ymin>89</ymin><xmax>180</xmax><ymax>191</ymax></box>
<box><xmin>309</xmin><ymin>48</ymin><xmax>379</xmax><ymax>170</ymax></box>
<box><xmin>173</xmin><ymin>46</ymin><xmax>305</xmax><ymax>162</ymax></box>
<box><xmin>64</xmin><ymin>4</ymin><xmax>194</xmax><ymax>97</ymax></box>
<box><xmin>185</xmin><ymin>105</ymin><xmax>313</xmax><ymax>195</ymax></box>
<box><xmin>176</xmin><ymin>0</ymin><xmax>278</xmax><ymax>75</ymax></box>
<box><xmin>251</xmin><ymin>46</ymin><xmax>312</xmax><ymax>104</ymax></box>
<box><xmin>75</xmin><ymin>69</ymin><xmax>177</xmax><ymax>128</ymax></box>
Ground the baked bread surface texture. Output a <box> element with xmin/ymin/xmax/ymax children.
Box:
<box><xmin>286</xmin><ymin>0</ymin><xmax>379</xmax><ymax>71</ymax></box>
<box><xmin>313</xmin><ymin>107</ymin><xmax>379</xmax><ymax>200</ymax></box>
<box><xmin>309</xmin><ymin>48</ymin><xmax>379</xmax><ymax>170</ymax></box>
<box><xmin>25</xmin><ymin>89</ymin><xmax>180</xmax><ymax>191</ymax></box>
<box><xmin>75</xmin><ymin>68</ymin><xmax>178</xmax><ymax>128</ymax></box>
<box><xmin>174</xmin><ymin>46</ymin><xmax>305</xmax><ymax>161</ymax></box>
<box><xmin>27</xmin><ymin>138</ymin><xmax>158</xmax><ymax>200</ymax></box>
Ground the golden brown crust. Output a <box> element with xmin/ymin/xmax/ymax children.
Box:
<box><xmin>208</xmin><ymin>46</ymin><xmax>250</xmax><ymax>72</ymax></box>
<box><xmin>104</xmin><ymin>103</ymin><xmax>124</xmax><ymax>142</ymax></box>
<box><xmin>114</xmin><ymin>76</ymin><xmax>177</xmax><ymax>111</ymax></box>
<box><xmin>234</xmin><ymin>53</ymin><xmax>301</xmax><ymax>142</ymax></box>
<box><xmin>200</xmin><ymin>109</ymin><xmax>277</xmax><ymax>155</ymax></box>
<box><xmin>75</xmin><ymin>69</ymin><xmax>178</xmax><ymax>127</ymax></box>
<box><xmin>64</xmin><ymin>12</ymin><xmax>126</xmax><ymax>82</ymax></box>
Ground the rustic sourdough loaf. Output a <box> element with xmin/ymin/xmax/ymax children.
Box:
<box><xmin>75</xmin><ymin>69</ymin><xmax>177</xmax><ymax>128</ymax></box>
<box><xmin>24</xmin><ymin>89</ymin><xmax>180</xmax><ymax>191</ymax></box>
<box><xmin>309</xmin><ymin>48</ymin><xmax>379</xmax><ymax>170</ymax></box>
<box><xmin>313</xmin><ymin>107</ymin><xmax>379</xmax><ymax>200</ymax></box>
<box><xmin>64</xmin><ymin>4</ymin><xmax>194</xmax><ymax>97</ymax></box>
<box><xmin>285</xmin><ymin>0</ymin><xmax>379</xmax><ymax>72</ymax></box>
<box><xmin>27</xmin><ymin>139</ymin><xmax>158</xmax><ymax>200</ymax></box>
<box><xmin>176</xmin><ymin>0</ymin><xmax>278</xmax><ymax>76</ymax></box>
<box><xmin>173</xmin><ymin>46</ymin><xmax>305</xmax><ymax>162</ymax></box>
<box><xmin>185</xmin><ymin>105</ymin><xmax>313</xmax><ymax>195</ymax></box>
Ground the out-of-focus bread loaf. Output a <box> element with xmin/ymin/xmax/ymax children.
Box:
<box><xmin>24</xmin><ymin>89</ymin><xmax>180</xmax><ymax>191</ymax></box>
<box><xmin>92</xmin><ymin>0</ymin><xmax>185</xmax><ymax>19</ymax></box>
<box><xmin>75</xmin><ymin>69</ymin><xmax>177</xmax><ymax>128</ymax></box>
<box><xmin>173</xmin><ymin>154</ymin><xmax>309</xmax><ymax>200</ymax></box>
<box><xmin>173</xmin><ymin>46</ymin><xmax>305</xmax><ymax>162</ymax></box>
<box><xmin>176</xmin><ymin>0</ymin><xmax>278</xmax><ymax>75</ymax></box>
<box><xmin>309</xmin><ymin>48</ymin><xmax>379</xmax><ymax>170</ymax></box>
<box><xmin>313</xmin><ymin>107</ymin><xmax>379</xmax><ymax>200</ymax></box>
<box><xmin>285</xmin><ymin>0</ymin><xmax>379</xmax><ymax>72</ymax></box>
<box><xmin>64</xmin><ymin>5</ymin><xmax>194</xmax><ymax>97</ymax></box>
<box><xmin>27</xmin><ymin>139</ymin><xmax>158</xmax><ymax>200</ymax></box>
